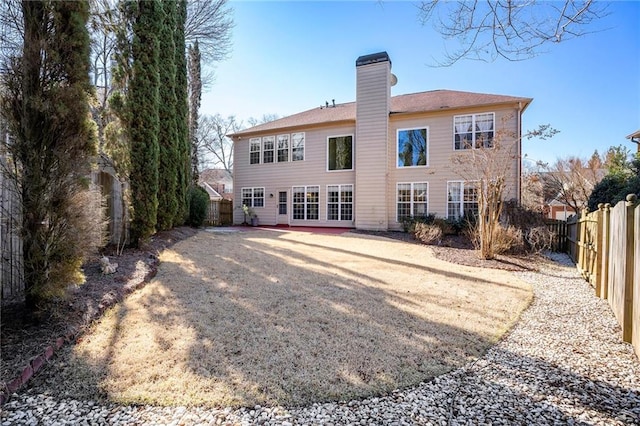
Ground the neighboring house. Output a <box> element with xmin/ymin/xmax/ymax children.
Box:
<box><xmin>200</xmin><ymin>168</ymin><xmax>233</xmax><ymax>200</ymax></box>
<box><xmin>627</xmin><ymin>129</ymin><xmax>640</xmax><ymax>153</ymax></box>
<box><xmin>229</xmin><ymin>52</ymin><xmax>532</xmax><ymax>230</ymax></box>
<box><xmin>199</xmin><ymin>181</ymin><xmax>223</xmax><ymax>201</ymax></box>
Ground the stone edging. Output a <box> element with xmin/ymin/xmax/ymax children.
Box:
<box><xmin>0</xmin><ymin>256</ymin><xmax>160</xmax><ymax>406</ymax></box>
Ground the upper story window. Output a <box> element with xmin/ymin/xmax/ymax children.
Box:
<box><xmin>327</xmin><ymin>135</ymin><xmax>353</xmax><ymax>171</ymax></box>
<box><xmin>292</xmin><ymin>132</ymin><xmax>305</xmax><ymax>161</ymax></box>
<box><xmin>277</xmin><ymin>134</ymin><xmax>289</xmax><ymax>162</ymax></box>
<box><xmin>397</xmin><ymin>128</ymin><xmax>428</xmax><ymax>167</ymax></box>
<box><xmin>249</xmin><ymin>138</ymin><xmax>261</xmax><ymax>164</ymax></box>
<box><xmin>454</xmin><ymin>113</ymin><xmax>494</xmax><ymax>150</ymax></box>
<box><xmin>262</xmin><ymin>136</ymin><xmax>274</xmax><ymax>163</ymax></box>
<box><xmin>250</xmin><ymin>132</ymin><xmax>305</xmax><ymax>164</ymax></box>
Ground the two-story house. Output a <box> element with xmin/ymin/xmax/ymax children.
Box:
<box><xmin>230</xmin><ymin>52</ymin><xmax>532</xmax><ymax>230</ymax></box>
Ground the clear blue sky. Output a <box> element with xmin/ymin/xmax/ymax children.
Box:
<box><xmin>201</xmin><ymin>1</ymin><xmax>640</xmax><ymax>165</ymax></box>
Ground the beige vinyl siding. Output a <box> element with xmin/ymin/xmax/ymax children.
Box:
<box><xmin>232</xmin><ymin>124</ymin><xmax>356</xmax><ymax>226</ymax></box>
<box><xmin>386</xmin><ymin>107</ymin><xmax>521</xmax><ymax>230</ymax></box>
<box><xmin>355</xmin><ymin>61</ymin><xmax>390</xmax><ymax>230</ymax></box>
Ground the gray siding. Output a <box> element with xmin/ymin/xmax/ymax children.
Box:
<box><xmin>355</xmin><ymin>61</ymin><xmax>390</xmax><ymax>230</ymax></box>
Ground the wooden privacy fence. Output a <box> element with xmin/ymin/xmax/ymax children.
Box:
<box><xmin>206</xmin><ymin>199</ymin><xmax>233</xmax><ymax>226</ymax></box>
<box><xmin>544</xmin><ymin>219</ymin><xmax>568</xmax><ymax>252</ymax></box>
<box><xmin>566</xmin><ymin>194</ymin><xmax>639</xmax><ymax>358</ymax></box>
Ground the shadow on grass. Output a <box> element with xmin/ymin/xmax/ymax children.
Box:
<box><xmin>27</xmin><ymin>230</ymin><xmax>638</xmax><ymax>424</ymax></box>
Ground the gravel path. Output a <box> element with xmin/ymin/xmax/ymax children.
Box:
<box><xmin>2</xmin><ymin>253</ymin><xmax>639</xmax><ymax>425</ymax></box>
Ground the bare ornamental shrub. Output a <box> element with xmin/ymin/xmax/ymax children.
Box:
<box><xmin>413</xmin><ymin>223</ymin><xmax>443</xmax><ymax>245</ymax></box>
<box><xmin>526</xmin><ymin>226</ymin><xmax>555</xmax><ymax>253</ymax></box>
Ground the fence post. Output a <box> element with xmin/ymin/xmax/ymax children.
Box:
<box><xmin>578</xmin><ymin>209</ymin><xmax>588</xmax><ymax>278</ymax></box>
<box><xmin>594</xmin><ymin>204</ymin><xmax>604</xmax><ymax>297</ymax></box>
<box><xmin>600</xmin><ymin>203</ymin><xmax>611</xmax><ymax>300</ymax></box>
<box><xmin>621</xmin><ymin>194</ymin><xmax>637</xmax><ymax>343</ymax></box>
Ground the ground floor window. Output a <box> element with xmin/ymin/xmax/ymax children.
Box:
<box><xmin>396</xmin><ymin>182</ymin><xmax>428</xmax><ymax>221</ymax></box>
<box><xmin>241</xmin><ymin>187</ymin><xmax>264</xmax><ymax>208</ymax></box>
<box><xmin>327</xmin><ymin>184</ymin><xmax>353</xmax><ymax>221</ymax></box>
<box><xmin>447</xmin><ymin>181</ymin><xmax>478</xmax><ymax>219</ymax></box>
<box><xmin>292</xmin><ymin>185</ymin><xmax>319</xmax><ymax>220</ymax></box>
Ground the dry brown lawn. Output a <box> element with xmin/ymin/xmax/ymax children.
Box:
<box><xmin>66</xmin><ymin>229</ymin><xmax>532</xmax><ymax>408</ymax></box>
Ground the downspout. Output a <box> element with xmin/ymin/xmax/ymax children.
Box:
<box><xmin>517</xmin><ymin>102</ymin><xmax>523</xmax><ymax>205</ymax></box>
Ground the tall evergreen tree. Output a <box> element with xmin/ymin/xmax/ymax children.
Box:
<box><xmin>173</xmin><ymin>0</ymin><xmax>190</xmax><ymax>225</ymax></box>
<box><xmin>1</xmin><ymin>0</ymin><xmax>99</xmax><ymax>312</ymax></box>
<box><xmin>188</xmin><ymin>39</ymin><xmax>202</xmax><ymax>184</ymax></box>
<box><xmin>156</xmin><ymin>0</ymin><xmax>179</xmax><ymax>230</ymax></box>
<box><xmin>129</xmin><ymin>0</ymin><xmax>162</xmax><ymax>244</ymax></box>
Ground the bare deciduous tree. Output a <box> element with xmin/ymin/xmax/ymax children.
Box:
<box><xmin>185</xmin><ymin>0</ymin><xmax>233</xmax><ymax>63</ymax></box>
<box><xmin>452</xmin><ymin>119</ymin><xmax>557</xmax><ymax>259</ymax></box>
<box><xmin>419</xmin><ymin>0</ymin><xmax>609</xmax><ymax>65</ymax></box>
<box><xmin>197</xmin><ymin>114</ymin><xmax>241</xmax><ymax>175</ymax></box>
<box><xmin>539</xmin><ymin>153</ymin><xmax>605</xmax><ymax>212</ymax></box>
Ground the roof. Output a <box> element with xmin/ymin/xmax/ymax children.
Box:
<box><xmin>627</xmin><ymin>129</ymin><xmax>640</xmax><ymax>140</ymax></box>
<box><xmin>230</xmin><ymin>89</ymin><xmax>533</xmax><ymax>138</ymax></box>
<box><xmin>199</xmin><ymin>181</ymin><xmax>222</xmax><ymax>201</ymax></box>
<box><xmin>200</xmin><ymin>168</ymin><xmax>232</xmax><ymax>183</ymax></box>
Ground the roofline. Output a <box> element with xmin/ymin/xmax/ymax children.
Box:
<box><xmin>389</xmin><ymin>98</ymin><xmax>533</xmax><ymax>119</ymax></box>
<box><xmin>229</xmin><ymin>119</ymin><xmax>356</xmax><ymax>139</ymax></box>
<box><xmin>231</xmin><ymin>97</ymin><xmax>533</xmax><ymax>138</ymax></box>
<box><xmin>626</xmin><ymin>129</ymin><xmax>640</xmax><ymax>142</ymax></box>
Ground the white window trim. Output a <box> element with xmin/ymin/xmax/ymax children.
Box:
<box><xmin>395</xmin><ymin>182</ymin><xmax>429</xmax><ymax>222</ymax></box>
<box><xmin>326</xmin><ymin>134</ymin><xmax>354</xmax><ymax>172</ymax></box>
<box><xmin>396</xmin><ymin>127</ymin><xmax>429</xmax><ymax>169</ymax></box>
<box><xmin>249</xmin><ymin>138</ymin><xmax>261</xmax><ymax>165</ymax></box>
<box><xmin>291</xmin><ymin>132</ymin><xmax>305</xmax><ymax>162</ymax></box>
<box><xmin>277</xmin><ymin>134</ymin><xmax>290</xmax><ymax>163</ymax></box>
<box><xmin>452</xmin><ymin>112</ymin><xmax>495</xmax><ymax>151</ymax></box>
<box><xmin>446</xmin><ymin>180</ymin><xmax>478</xmax><ymax>219</ymax></box>
<box><xmin>326</xmin><ymin>184</ymin><xmax>354</xmax><ymax>221</ymax></box>
<box><xmin>262</xmin><ymin>136</ymin><xmax>275</xmax><ymax>164</ymax></box>
<box><xmin>241</xmin><ymin>187</ymin><xmax>265</xmax><ymax>208</ymax></box>
<box><xmin>292</xmin><ymin>185</ymin><xmax>319</xmax><ymax>220</ymax></box>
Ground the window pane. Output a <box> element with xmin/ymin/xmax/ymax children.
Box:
<box><xmin>475</xmin><ymin>113</ymin><xmax>494</xmax><ymax>148</ymax></box>
<box><xmin>328</xmin><ymin>136</ymin><xmax>353</xmax><ymax>170</ymax></box>
<box><xmin>447</xmin><ymin>182</ymin><xmax>461</xmax><ymax>219</ymax></box>
<box><xmin>292</xmin><ymin>133</ymin><xmax>305</xmax><ymax>161</ymax></box>
<box><xmin>263</xmin><ymin>136</ymin><xmax>274</xmax><ymax>163</ymax></box>
<box><xmin>293</xmin><ymin>187</ymin><xmax>304</xmax><ymax>219</ymax></box>
<box><xmin>454</xmin><ymin>116</ymin><xmax>473</xmax><ymax>150</ymax></box>
<box><xmin>278</xmin><ymin>191</ymin><xmax>287</xmax><ymax>215</ymax></box>
<box><xmin>341</xmin><ymin>203</ymin><xmax>353</xmax><ymax>221</ymax></box>
<box><xmin>250</xmin><ymin>138</ymin><xmax>261</xmax><ymax>164</ymax></box>
<box><xmin>327</xmin><ymin>203</ymin><xmax>338</xmax><ymax>220</ymax></box>
<box><xmin>398</xmin><ymin>128</ymin><xmax>427</xmax><ymax>167</ymax></box>
<box><xmin>277</xmin><ymin>134</ymin><xmax>289</xmax><ymax>162</ymax></box>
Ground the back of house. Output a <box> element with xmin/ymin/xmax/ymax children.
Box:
<box><xmin>230</xmin><ymin>52</ymin><xmax>532</xmax><ymax>230</ymax></box>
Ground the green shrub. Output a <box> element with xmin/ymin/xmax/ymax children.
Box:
<box><xmin>399</xmin><ymin>214</ymin><xmax>435</xmax><ymax>233</ymax></box>
<box><xmin>187</xmin><ymin>185</ymin><xmax>210</xmax><ymax>227</ymax></box>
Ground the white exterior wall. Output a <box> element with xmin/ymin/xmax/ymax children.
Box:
<box><xmin>354</xmin><ymin>60</ymin><xmax>390</xmax><ymax>230</ymax></box>
<box><xmin>232</xmin><ymin>124</ymin><xmax>356</xmax><ymax>226</ymax></box>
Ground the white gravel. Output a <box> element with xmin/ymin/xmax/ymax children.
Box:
<box><xmin>2</xmin><ymin>252</ymin><xmax>639</xmax><ymax>425</ymax></box>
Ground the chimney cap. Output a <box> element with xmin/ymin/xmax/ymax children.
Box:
<box><xmin>356</xmin><ymin>51</ymin><xmax>390</xmax><ymax>67</ymax></box>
